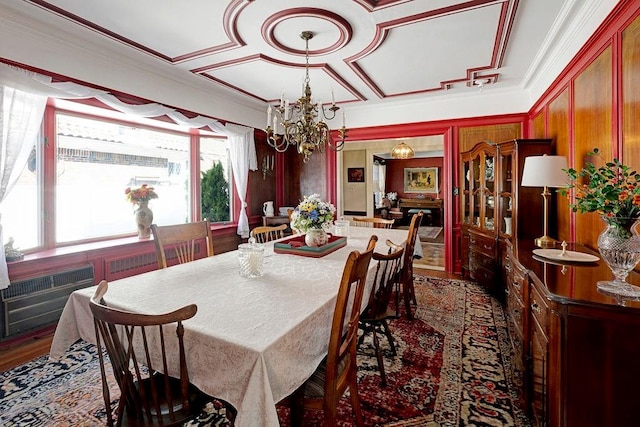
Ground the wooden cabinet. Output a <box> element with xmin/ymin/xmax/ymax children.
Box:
<box><xmin>505</xmin><ymin>240</ymin><xmax>640</xmax><ymax>427</ymax></box>
<box><xmin>503</xmin><ymin>241</ymin><xmax>529</xmax><ymax>403</ymax></box>
<box><xmin>460</xmin><ymin>139</ymin><xmax>552</xmax><ymax>294</ymax></box>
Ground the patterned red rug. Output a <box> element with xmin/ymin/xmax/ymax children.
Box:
<box><xmin>0</xmin><ymin>276</ymin><xmax>530</xmax><ymax>426</ymax></box>
<box><xmin>276</xmin><ymin>275</ymin><xmax>531</xmax><ymax>426</ymax></box>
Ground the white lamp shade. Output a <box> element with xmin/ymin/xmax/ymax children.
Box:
<box><xmin>521</xmin><ymin>155</ymin><xmax>569</xmax><ymax>188</ymax></box>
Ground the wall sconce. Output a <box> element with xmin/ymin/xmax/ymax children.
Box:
<box><xmin>262</xmin><ymin>154</ymin><xmax>274</xmax><ymax>180</ymax></box>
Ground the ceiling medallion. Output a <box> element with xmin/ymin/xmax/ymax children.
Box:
<box><xmin>391</xmin><ymin>142</ymin><xmax>415</xmax><ymax>159</ymax></box>
<box><xmin>265</xmin><ymin>31</ymin><xmax>347</xmax><ymax>163</ymax></box>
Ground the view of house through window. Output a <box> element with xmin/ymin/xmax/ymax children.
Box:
<box><xmin>55</xmin><ymin>113</ymin><xmax>191</xmax><ymax>243</ymax></box>
<box><xmin>0</xmin><ymin>104</ymin><xmax>234</xmax><ymax>252</ymax></box>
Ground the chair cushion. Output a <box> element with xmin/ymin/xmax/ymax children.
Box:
<box><xmin>303</xmin><ymin>357</ymin><xmax>349</xmax><ymax>398</ymax></box>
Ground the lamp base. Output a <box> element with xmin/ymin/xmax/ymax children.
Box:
<box><xmin>535</xmin><ymin>235</ymin><xmax>558</xmax><ymax>248</ymax></box>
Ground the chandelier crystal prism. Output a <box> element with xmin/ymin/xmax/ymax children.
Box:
<box><xmin>265</xmin><ymin>31</ymin><xmax>347</xmax><ymax>163</ymax></box>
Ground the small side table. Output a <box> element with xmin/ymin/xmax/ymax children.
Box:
<box><xmin>262</xmin><ymin>215</ymin><xmax>290</xmax><ymax>226</ymax></box>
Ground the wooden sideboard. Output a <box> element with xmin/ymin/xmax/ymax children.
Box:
<box><xmin>504</xmin><ymin>239</ymin><xmax>640</xmax><ymax>427</ymax></box>
<box><xmin>397</xmin><ymin>198</ymin><xmax>443</xmax><ymax>226</ymax></box>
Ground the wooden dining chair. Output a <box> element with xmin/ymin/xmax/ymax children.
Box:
<box><xmin>250</xmin><ymin>224</ymin><xmax>287</xmax><ymax>243</ymax></box>
<box><xmin>151</xmin><ymin>220</ymin><xmax>214</xmax><ymax>269</ymax></box>
<box><xmin>352</xmin><ymin>217</ymin><xmax>395</xmax><ymax>229</ymax></box>
<box><xmin>289</xmin><ymin>235</ymin><xmax>378</xmax><ymax>427</ymax></box>
<box><xmin>89</xmin><ymin>280</ymin><xmax>235</xmax><ymax>426</ymax></box>
<box><xmin>358</xmin><ymin>240</ymin><xmax>405</xmax><ymax>386</ymax></box>
<box><xmin>400</xmin><ymin>211</ymin><xmax>423</xmax><ymax>319</ymax></box>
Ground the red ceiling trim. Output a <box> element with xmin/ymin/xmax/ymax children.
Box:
<box><xmin>25</xmin><ymin>0</ymin><xmax>252</xmax><ymax>65</ymax></box>
<box><xmin>174</xmin><ymin>0</ymin><xmax>252</xmax><ymax>63</ymax></box>
<box><xmin>193</xmin><ymin>54</ymin><xmax>366</xmax><ymax>102</ymax></box>
<box><xmin>261</xmin><ymin>8</ymin><xmax>352</xmax><ymax>56</ymax></box>
<box><xmin>345</xmin><ymin>0</ymin><xmax>512</xmax><ymax>98</ymax></box>
<box><xmin>353</xmin><ymin>0</ymin><xmax>412</xmax><ymax>12</ymax></box>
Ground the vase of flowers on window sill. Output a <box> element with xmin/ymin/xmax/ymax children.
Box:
<box><xmin>290</xmin><ymin>193</ymin><xmax>336</xmax><ymax>247</ymax></box>
<box><xmin>125</xmin><ymin>184</ymin><xmax>158</xmax><ymax>239</ymax></box>
<box><xmin>562</xmin><ymin>148</ymin><xmax>640</xmax><ymax>300</ymax></box>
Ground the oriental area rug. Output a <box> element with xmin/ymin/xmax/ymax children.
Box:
<box><xmin>0</xmin><ymin>276</ymin><xmax>531</xmax><ymax>427</ymax></box>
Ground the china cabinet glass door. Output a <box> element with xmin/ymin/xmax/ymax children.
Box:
<box><xmin>499</xmin><ymin>150</ymin><xmax>514</xmax><ymax>237</ymax></box>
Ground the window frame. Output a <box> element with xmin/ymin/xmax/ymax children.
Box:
<box><xmin>19</xmin><ymin>100</ymin><xmax>237</xmax><ymax>254</ymax></box>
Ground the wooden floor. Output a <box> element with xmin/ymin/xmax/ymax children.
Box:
<box><xmin>0</xmin><ymin>330</ymin><xmax>54</xmax><ymax>372</ymax></box>
<box><xmin>0</xmin><ymin>269</ymin><xmax>463</xmax><ymax>374</ymax></box>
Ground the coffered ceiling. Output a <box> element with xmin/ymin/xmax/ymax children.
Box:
<box><xmin>0</xmin><ymin>0</ymin><xmax>620</xmax><ymax>129</ymax></box>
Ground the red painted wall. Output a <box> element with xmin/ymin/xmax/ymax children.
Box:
<box><xmin>385</xmin><ymin>157</ymin><xmax>444</xmax><ymax>199</ymax></box>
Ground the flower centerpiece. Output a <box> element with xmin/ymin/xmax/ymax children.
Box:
<box><xmin>290</xmin><ymin>193</ymin><xmax>336</xmax><ymax>247</ymax></box>
<box><xmin>562</xmin><ymin>148</ymin><xmax>640</xmax><ymax>298</ymax></box>
<box><xmin>125</xmin><ymin>184</ymin><xmax>158</xmax><ymax>239</ymax></box>
<box><xmin>562</xmin><ymin>148</ymin><xmax>640</xmax><ymax>238</ymax></box>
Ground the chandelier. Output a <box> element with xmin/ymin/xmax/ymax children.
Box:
<box><xmin>265</xmin><ymin>31</ymin><xmax>347</xmax><ymax>163</ymax></box>
<box><xmin>391</xmin><ymin>141</ymin><xmax>415</xmax><ymax>159</ymax></box>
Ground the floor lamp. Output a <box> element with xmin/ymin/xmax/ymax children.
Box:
<box><xmin>521</xmin><ymin>155</ymin><xmax>568</xmax><ymax>248</ymax></box>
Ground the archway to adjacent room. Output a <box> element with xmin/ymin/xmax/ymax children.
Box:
<box><xmin>336</xmin><ymin>135</ymin><xmax>448</xmax><ymax>272</ymax></box>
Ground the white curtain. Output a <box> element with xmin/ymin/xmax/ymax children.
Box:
<box><xmin>0</xmin><ymin>67</ymin><xmax>49</xmax><ymax>289</ymax></box>
<box><xmin>225</xmin><ymin>124</ymin><xmax>257</xmax><ymax>238</ymax></box>
<box><xmin>379</xmin><ymin>163</ymin><xmax>386</xmax><ymax>195</ymax></box>
<box><xmin>0</xmin><ymin>63</ymin><xmax>258</xmax><ymax>288</ymax></box>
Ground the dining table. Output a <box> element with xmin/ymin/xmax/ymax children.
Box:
<box><xmin>49</xmin><ymin>227</ymin><xmax>417</xmax><ymax>427</ymax></box>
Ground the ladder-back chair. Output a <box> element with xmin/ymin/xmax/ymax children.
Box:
<box><xmin>151</xmin><ymin>220</ymin><xmax>214</xmax><ymax>269</ymax></box>
<box><xmin>250</xmin><ymin>224</ymin><xmax>287</xmax><ymax>243</ymax></box>
<box><xmin>289</xmin><ymin>235</ymin><xmax>378</xmax><ymax>426</ymax></box>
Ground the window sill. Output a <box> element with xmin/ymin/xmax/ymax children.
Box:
<box><xmin>10</xmin><ymin>222</ymin><xmax>239</xmax><ymax>265</ymax></box>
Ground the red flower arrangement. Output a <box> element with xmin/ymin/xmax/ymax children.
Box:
<box><xmin>125</xmin><ymin>184</ymin><xmax>158</xmax><ymax>205</ymax></box>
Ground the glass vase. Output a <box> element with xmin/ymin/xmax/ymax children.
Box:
<box><xmin>134</xmin><ymin>201</ymin><xmax>153</xmax><ymax>239</ymax></box>
<box><xmin>596</xmin><ymin>216</ymin><xmax>640</xmax><ymax>299</ymax></box>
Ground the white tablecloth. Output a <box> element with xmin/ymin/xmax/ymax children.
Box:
<box><xmin>50</xmin><ymin>227</ymin><xmax>411</xmax><ymax>427</ymax></box>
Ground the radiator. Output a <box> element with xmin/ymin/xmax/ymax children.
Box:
<box><xmin>0</xmin><ymin>265</ymin><xmax>94</xmax><ymax>340</ymax></box>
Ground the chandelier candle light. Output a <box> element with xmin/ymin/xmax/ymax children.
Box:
<box><xmin>265</xmin><ymin>31</ymin><xmax>347</xmax><ymax>163</ymax></box>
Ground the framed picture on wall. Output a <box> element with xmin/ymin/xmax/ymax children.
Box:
<box><xmin>347</xmin><ymin>167</ymin><xmax>365</xmax><ymax>183</ymax></box>
<box><xmin>404</xmin><ymin>167</ymin><xmax>438</xmax><ymax>193</ymax></box>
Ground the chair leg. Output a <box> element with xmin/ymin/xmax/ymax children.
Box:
<box><xmin>381</xmin><ymin>320</ymin><xmax>396</xmax><ymax>356</ymax></box>
<box><xmin>290</xmin><ymin>387</ymin><xmax>305</xmax><ymax>427</ymax></box>
<box><xmin>348</xmin><ymin>373</ymin><xmax>364</xmax><ymax>427</ymax></box>
<box><xmin>371</xmin><ymin>326</ymin><xmax>387</xmax><ymax>387</ymax></box>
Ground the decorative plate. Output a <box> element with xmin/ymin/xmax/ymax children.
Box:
<box><xmin>532</xmin><ymin>249</ymin><xmax>599</xmax><ymax>263</ymax></box>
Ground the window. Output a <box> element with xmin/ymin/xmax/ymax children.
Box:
<box><xmin>200</xmin><ymin>137</ymin><xmax>231</xmax><ymax>223</ymax></box>
<box><xmin>0</xmin><ymin>143</ymin><xmax>41</xmax><ymax>249</ymax></box>
<box><xmin>1</xmin><ymin>100</ymin><xmax>237</xmax><ymax>252</ymax></box>
<box><xmin>55</xmin><ymin>113</ymin><xmax>191</xmax><ymax>243</ymax></box>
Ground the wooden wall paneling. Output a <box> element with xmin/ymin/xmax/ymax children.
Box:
<box><xmin>249</xmin><ymin>137</ymin><xmax>276</xmax><ymax>220</ymax></box>
<box><xmin>283</xmin><ymin>148</ymin><xmax>302</xmax><ymax>207</ymax></box>
<box><xmin>299</xmin><ymin>148</ymin><xmax>327</xmax><ymax>201</ymax></box>
<box><xmin>532</xmin><ymin>110</ymin><xmax>546</xmax><ymax>138</ymax></box>
<box><xmin>622</xmin><ymin>14</ymin><xmax>640</xmax><ymax>167</ymax></box>
<box><xmin>548</xmin><ymin>89</ymin><xmax>571</xmax><ymax>242</ymax></box>
<box><xmin>573</xmin><ymin>46</ymin><xmax>613</xmax><ymax>250</ymax></box>
<box><xmin>458</xmin><ymin>123</ymin><xmax>522</xmax><ymax>153</ymax></box>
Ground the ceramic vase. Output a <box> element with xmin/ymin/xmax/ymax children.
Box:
<box><xmin>134</xmin><ymin>201</ymin><xmax>153</xmax><ymax>239</ymax></box>
<box><xmin>305</xmin><ymin>228</ymin><xmax>328</xmax><ymax>247</ymax></box>
<box><xmin>596</xmin><ymin>216</ymin><xmax>640</xmax><ymax>300</ymax></box>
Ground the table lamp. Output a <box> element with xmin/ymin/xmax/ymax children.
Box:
<box><xmin>521</xmin><ymin>155</ymin><xmax>569</xmax><ymax>248</ymax></box>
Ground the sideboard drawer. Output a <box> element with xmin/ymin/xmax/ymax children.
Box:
<box><xmin>469</xmin><ymin>232</ymin><xmax>497</xmax><ymax>257</ymax></box>
<box><xmin>530</xmin><ymin>283</ymin><xmax>548</xmax><ymax>333</ymax></box>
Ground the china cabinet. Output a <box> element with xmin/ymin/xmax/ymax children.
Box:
<box><xmin>460</xmin><ymin>139</ymin><xmax>552</xmax><ymax>294</ymax></box>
